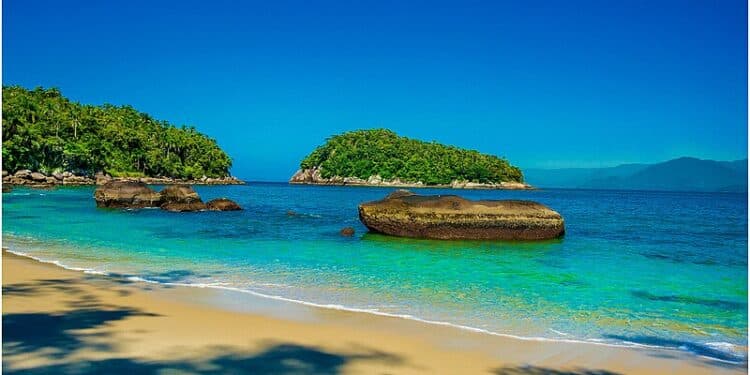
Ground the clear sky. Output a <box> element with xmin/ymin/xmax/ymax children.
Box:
<box><xmin>3</xmin><ymin>0</ymin><xmax>747</xmax><ymax>181</ymax></box>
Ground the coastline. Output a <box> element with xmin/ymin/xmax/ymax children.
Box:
<box><xmin>2</xmin><ymin>169</ymin><xmax>244</xmax><ymax>187</ymax></box>
<box><xmin>3</xmin><ymin>249</ymin><xmax>745</xmax><ymax>374</ymax></box>
<box><xmin>289</xmin><ymin>181</ymin><xmax>533</xmax><ymax>190</ymax></box>
<box><xmin>289</xmin><ymin>168</ymin><xmax>534</xmax><ymax>190</ymax></box>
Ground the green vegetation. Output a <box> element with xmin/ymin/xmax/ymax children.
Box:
<box><xmin>2</xmin><ymin>86</ymin><xmax>232</xmax><ymax>178</ymax></box>
<box><xmin>300</xmin><ymin>129</ymin><xmax>523</xmax><ymax>184</ymax></box>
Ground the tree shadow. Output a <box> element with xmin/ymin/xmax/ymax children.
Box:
<box><xmin>490</xmin><ymin>365</ymin><xmax>621</xmax><ymax>375</ymax></box>
<box><xmin>603</xmin><ymin>334</ymin><xmax>747</xmax><ymax>368</ymax></box>
<box><xmin>4</xmin><ymin>341</ymin><xmax>403</xmax><ymax>374</ymax></box>
<box><xmin>3</xmin><ymin>278</ymin><xmax>88</xmax><ymax>297</ymax></box>
<box><xmin>3</xmin><ymin>307</ymin><xmax>160</xmax><ymax>359</ymax></box>
<box><xmin>3</xmin><ymin>277</ymin><xmax>405</xmax><ymax>374</ymax></box>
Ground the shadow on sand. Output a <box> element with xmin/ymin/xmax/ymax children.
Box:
<box><xmin>4</xmin><ymin>343</ymin><xmax>403</xmax><ymax>375</ymax></box>
<box><xmin>2</xmin><ymin>277</ymin><xmax>403</xmax><ymax>374</ymax></box>
<box><xmin>490</xmin><ymin>366</ymin><xmax>621</xmax><ymax>375</ymax></box>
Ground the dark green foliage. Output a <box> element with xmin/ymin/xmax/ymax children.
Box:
<box><xmin>300</xmin><ymin>129</ymin><xmax>523</xmax><ymax>184</ymax></box>
<box><xmin>2</xmin><ymin>86</ymin><xmax>232</xmax><ymax>178</ymax></box>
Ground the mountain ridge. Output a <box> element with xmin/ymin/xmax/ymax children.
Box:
<box><xmin>525</xmin><ymin>157</ymin><xmax>748</xmax><ymax>192</ymax></box>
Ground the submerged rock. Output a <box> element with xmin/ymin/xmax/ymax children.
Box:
<box><xmin>206</xmin><ymin>198</ymin><xmax>242</xmax><ymax>211</ymax></box>
<box><xmin>339</xmin><ymin>227</ymin><xmax>355</xmax><ymax>237</ymax></box>
<box><xmin>358</xmin><ymin>190</ymin><xmax>564</xmax><ymax>240</ymax></box>
<box><xmin>161</xmin><ymin>201</ymin><xmax>207</xmax><ymax>212</ymax></box>
<box><xmin>94</xmin><ymin>181</ymin><xmax>162</xmax><ymax>208</ymax></box>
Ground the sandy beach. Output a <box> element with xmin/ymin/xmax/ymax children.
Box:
<box><xmin>2</xmin><ymin>250</ymin><xmax>745</xmax><ymax>374</ymax></box>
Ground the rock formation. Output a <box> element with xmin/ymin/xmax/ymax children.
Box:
<box><xmin>94</xmin><ymin>182</ymin><xmax>241</xmax><ymax>212</ymax></box>
<box><xmin>94</xmin><ymin>181</ymin><xmax>163</xmax><ymax>208</ymax></box>
<box><xmin>358</xmin><ymin>190</ymin><xmax>564</xmax><ymax>240</ymax></box>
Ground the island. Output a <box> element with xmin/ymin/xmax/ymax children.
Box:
<box><xmin>290</xmin><ymin>129</ymin><xmax>531</xmax><ymax>189</ymax></box>
<box><xmin>1</xmin><ymin>86</ymin><xmax>242</xmax><ymax>187</ymax></box>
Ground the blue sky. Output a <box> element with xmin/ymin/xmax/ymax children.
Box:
<box><xmin>3</xmin><ymin>0</ymin><xmax>747</xmax><ymax>181</ymax></box>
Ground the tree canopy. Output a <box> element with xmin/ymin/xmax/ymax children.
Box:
<box><xmin>2</xmin><ymin>86</ymin><xmax>232</xmax><ymax>178</ymax></box>
<box><xmin>300</xmin><ymin>129</ymin><xmax>523</xmax><ymax>184</ymax></box>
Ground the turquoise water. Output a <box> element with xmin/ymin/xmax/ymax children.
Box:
<box><xmin>3</xmin><ymin>184</ymin><xmax>747</xmax><ymax>362</ymax></box>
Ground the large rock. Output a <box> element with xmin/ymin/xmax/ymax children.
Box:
<box><xmin>94</xmin><ymin>181</ymin><xmax>162</xmax><ymax>208</ymax></box>
<box><xmin>14</xmin><ymin>170</ymin><xmax>32</xmax><ymax>178</ymax></box>
<box><xmin>358</xmin><ymin>190</ymin><xmax>564</xmax><ymax>240</ymax></box>
<box><xmin>161</xmin><ymin>201</ymin><xmax>207</xmax><ymax>212</ymax></box>
<box><xmin>206</xmin><ymin>198</ymin><xmax>242</xmax><ymax>211</ymax></box>
<box><xmin>29</xmin><ymin>172</ymin><xmax>47</xmax><ymax>182</ymax></box>
<box><xmin>159</xmin><ymin>185</ymin><xmax>205</xmax><ymax>212</ymax></box>
<box><xmin>160</xmin><ymin>185</ymin><xmax>202</xmax><ymax>204</ymax></box>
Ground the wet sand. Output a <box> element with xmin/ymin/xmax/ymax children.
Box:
<box><xmin>2</xmin><ymin>251</ymin><xmax>746</xmax><ymax>374</ymax></box>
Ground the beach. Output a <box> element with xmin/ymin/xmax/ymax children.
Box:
<box><xmin>3</xmin><ymin>250</ymin><xmax>745</xmax><ymax>374</ymax></box>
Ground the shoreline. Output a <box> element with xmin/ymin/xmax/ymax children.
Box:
<box><xmin>3</xmin><ymin>170</ymin><xmax>245</xmax><ymax>187</ymax></box>
<box><xmin>289</xmin><ymin>181</ymin><xmax>534</xmax><ymax>190</ymax></box>
<box><xmin>3</xmin><ymin>248</ymin><xmax>746</xmax><ymax>374</ymax></box>
<box><xmin>289</xmin><ymin>168</ymin><xmax>534</xmax><ymax>190</ymax></box>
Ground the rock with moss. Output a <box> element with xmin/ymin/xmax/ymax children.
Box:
<box><xmin>358</xmin><ymin>190</ymin><xmax>564</xmax><ymax>240</ymax></box>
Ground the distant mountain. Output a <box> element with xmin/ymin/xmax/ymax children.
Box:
<box><xmin>525</xmin><ymin>157</ymin><xmax>748</xmax><ymax>192</ymax></box>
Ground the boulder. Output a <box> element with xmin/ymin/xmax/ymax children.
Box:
<box><xmin>95</xmin><ymin>171</ymin><xmax>112</xmax><ymax>185</ymax></box>
<box><xmin>94</xmin><ymin>181</ymin><xmax>162</xmax><ymax>208</ymax></box>
<box><xmin>2</xmin><ymin>170</ymin><xmax>7</xmax><ymax>177</ymax></box>
<box><xmin>340</xmin><ymin>227</ymin><xmax>355</xmax><ymax>236</ymax></box>
<box><xmin>14</xmin><ymin>170</ymin><xmax>32</xmax><ymax>178</ymax></box>
<box><xmin>160</xmin><ymin>185</ymin><xmax>202</xmax><ymax>204</ymax></box>
<box><xmin>29</xmin><ymin>172</ymin><xmax>47</xmax><ymax>182</ymax></box>
<box><xmin>358</xmin><ymin>190</ymin><xmax>565</xmax><ymax>240</ymax></box>
<box><xmin>159</xmin><ymin>185</ymin><xmax>206</xmax><ymax>212</ymax></box>
<box><xmin>52</xmin><ymin>172</ymin><xmax>64</xmax><ymax>181</ymax></box>
<box><xmin>206</xmin><ymin>198</ymin><xmax>242</xmax><ymax>211</ymax></box>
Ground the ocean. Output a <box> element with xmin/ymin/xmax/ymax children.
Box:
<box><xmin>2</xmin><ymin>183</ymin><xmax>747</xmax><ymax>362</ymax></box>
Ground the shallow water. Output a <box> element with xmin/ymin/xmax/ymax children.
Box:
<box><xmin>2</xmin><ymin>183</ymin><xmax>747</xmax><ymax>362</ymax></box>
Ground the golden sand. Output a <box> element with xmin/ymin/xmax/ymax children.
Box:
<box><xmin>2</xmin><ymin>251</ymin><xmax>745</xmax><ymax>374</ymax></box>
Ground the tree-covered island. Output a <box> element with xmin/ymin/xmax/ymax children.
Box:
<box><xmin>2</xmin><ymin>86</ymin><xmax>239</xmax><ymax>185</ymax></box>
<box><xmin>291</xmin><ymin>129</ymin><xmax>529</xmax><ymax>189</ymax></box>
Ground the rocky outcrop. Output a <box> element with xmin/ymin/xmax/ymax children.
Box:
<box><xmin>206</xmin><ymin>198</ymin><xmax>242</xmax><ymax>211</ymax></box>
<box><xmin>290</xmin><ymin>168</ymin><xmax>532</xmax><ymax>190</ymax></box>
<box><xmin>2</xmin><ymin>169</ymin><xmax>244</xmax><ymax>187</ymax></box>
<box><xmin>160</xmin><ymin>185</ymin><xmax>206</xmax><ymax>212</ymax></box>
<box><xmin>358</xmin><ymin>190</ymin><xmax>564</xmax><ymax>240</ymax></box>
<box><xmin>94</xmin><ymin>182</ymin><xmax>241</xmax><ymax>212</ymax></box>
<box><xmin>94</xmin><ymin>181</ymin><xmax>163</xmax><ymax>208</ymax></box>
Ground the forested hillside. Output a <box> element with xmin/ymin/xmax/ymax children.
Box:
<box><xmin>300</xmin><ymin>129</ymin><xmax>522</xmax><ymax>185</ymax></box>
<box><xmin>2</xmin><ymin>86</ymin><xmax>232</xmax><ymax>178</ymax></box>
